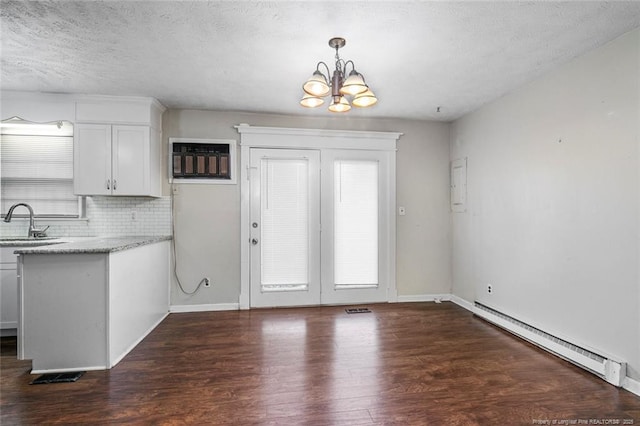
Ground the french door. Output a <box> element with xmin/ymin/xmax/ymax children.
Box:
<box><xmin>320</xmin><ymin>149</ymin><xmax>390</xmax><ymax>305</ymax></box>
<box><xmin>249</xmin><ymin>149</ymin><xmax>321</xmax><ymax>307</ymax></box>
<box><xmin>249</xmin><ymin>148</ymin><xmax>390</xmax><ymax>307</ymax></box>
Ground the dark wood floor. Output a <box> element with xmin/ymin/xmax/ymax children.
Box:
<box><xmin>1</xmin><ymin>302</ymin><xmax>638</xmax><ymax>425</ymax></box>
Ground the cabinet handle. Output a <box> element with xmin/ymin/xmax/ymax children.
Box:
<box><xmin>113</xmin><ymin>179</ymin><xmax>117</xmax><ymax>190</ymax></box>
<box><xmin>107</xmin><ymin>179</ymin><xmax>111</xmax><ymax>190</ymax></box>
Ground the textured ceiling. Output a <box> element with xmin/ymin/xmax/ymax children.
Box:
<box><xmin>2</xmin><ymin>1</ymin><xmax>640</xmax><ymax>121</ymax></box>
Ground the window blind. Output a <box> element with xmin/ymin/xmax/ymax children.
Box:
<box><xmin>334</xmin><ymin>160</ymin><xmax>379</xmax><ymax>287</ymax></box>
<box><xmin>1</xmin><ymin>133</ymin><xmax>78</xmax><ymax>217</ymax></box>
<box><xmin>260</xmin><ymin>158</ymin><xmax>310</xmax><ymax>291</ymax></box>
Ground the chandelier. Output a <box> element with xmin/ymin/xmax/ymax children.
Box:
<box><xmin>300</xmin><ymin>37</ymin><xmax>377</xmax><ymax>113</ymax></box>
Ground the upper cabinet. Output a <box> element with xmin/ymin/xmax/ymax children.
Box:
<box><xmin>74</xmin><ymin>124</ymin><xmax>160</xmax><ymax>196</ymax></box>
<box><xmin>1</xmin><ymin>92</ymin><xmax>165</xmax><ymax>198</ymax></box>
<box><xmin>73</xmin><ymin>96</ymin><xmax>164</xmax><ymax>197</ymax></box>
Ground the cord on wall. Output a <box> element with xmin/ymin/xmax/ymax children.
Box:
<box><xmin>171</xmin><ymin>183</ymin><xmax>208</xmax><ymax>295</ymax></box>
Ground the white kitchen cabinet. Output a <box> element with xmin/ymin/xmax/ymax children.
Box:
<box><xmin>0</xmin><ymin>247</ymin><xmax>18</xmax><ymax>335</ymax></box>
<box><xmin>18</xmin><ymin>239</ymin><xmax>170</xmax><ymax>373</ymax></box>
<box><xmin>74</xmin><ymin>124</ymin><xmax>161</xmax><ymax>196</ymax></box>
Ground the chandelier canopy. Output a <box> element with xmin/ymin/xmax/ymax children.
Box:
<box><xmin>300</xmin><ymin>37</ymin><xmax>377</xmax><ymax>113</ymax></box>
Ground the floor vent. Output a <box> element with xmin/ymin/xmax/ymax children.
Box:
<box><xmin>474</xmin><ymin>302</ymin><xmax>626</xmax><ymax>387</ymax></box>
<box><xmin>345</xmin><ymin>307</ymin><xmax>371</xmax><ymax>314</ymax></box>
<box><xmin>30</xmin><ymin>371</ymin><xmax>85</xmax><ymax>385</ymax></box>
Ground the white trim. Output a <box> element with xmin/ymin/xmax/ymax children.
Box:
<box><xmin>397</xmin><ymin>294</ymin><xmax>452</xmax><ymax>303</ymax></box>
<box><xmin>236</xmin><ymin>124</ymin><xmax>401</xmax><ymax>152</ymax></box>
<box><xmin>239</xmin><ymin>142</ymin><xmax>251</xmax><ymax>310</ymax></box>
<box><xmin>237</xmin><ymin>124</ymin><xmax>402</xmax><ymax>310</ymax></box>
<box><xmin>2</xmin><ymin>91</ymin><xmax>165</xmax><ymax>128</ymax></box>
<box><xmin>623</xmin><ymin>376</ymin><xmax>640</xmax><ymax>396</ymax></box>
<box><xmin>236</xmin><ymin>123</ymin><xmax>402</xmax><ymax>141</ymax></box>
<box><xmin>1</xmin><ymin>91</ymin><xmax>165</xmax><ymax>111</ymax></box>
<box><xmin>450</xmin><ymin>294</ymin><xmax>475</xmax><ymax>311</ymax></box>
<box><xmin>170</xmin><ymin>303</ymin><xmax>239</xmax><ymax>313</ymax></box>
<box><xmin>31</xmin><ymin>365</ymin><xmax>107</xmax><ymax>375</ymax></box>
<box><xmin>387</xmin><ymin>150</ymin><xmax>398</xmax><ymax>303</ymax></box>
<box><xmin>108</xmin><ymin>312</ymin><xmax>168</xmax><ymax>368</ymax></box>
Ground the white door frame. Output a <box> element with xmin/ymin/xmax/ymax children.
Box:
<box><xmin>236</xmin><ymin>124</ymin><xmax>402</xmax><ymax>310</ymax></box>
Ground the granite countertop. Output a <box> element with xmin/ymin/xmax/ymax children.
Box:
<box><xmin>8</xmin><ymin>236</ymin><xmax>172</xmax><ymax>254</ymax></box>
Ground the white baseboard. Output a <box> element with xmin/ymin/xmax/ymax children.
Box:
<box><xmin>170</xmin><ymin>303</ymin><xmax>240</xmax><ymax>313</ymax></box>
<box><xmin>395</xmin><ymin>293</ymin><xmax>475</xmax><ymax>312</ymax></box>
<box><xmin>31</xmin><ymin>365</ymin><xmax>107</xmax><ymax>375</ymax></box>
<box><xmin>623</xmin><ymin>375</ymin><xmax>640</xmax><ymax>396</ymax></box>
<box><xmin>109</xmin><ymin>312</ymin><xmax>169</xmax><ymax>368</ymax></box>
<box><xmin>396</xmin><ymin>293</ymin><xmax>451</xmax><ymax>303</ymax></box>
<box><xmin>449</xmin><ymin>294</ymin><xmax>474</xmax><ymax>312</ymax></box>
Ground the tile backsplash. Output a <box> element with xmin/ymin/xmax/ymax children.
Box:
<box><xmin>0</xmin><ymin>196</ymin><xmax>172</xmax><ymax>237</ymax></box>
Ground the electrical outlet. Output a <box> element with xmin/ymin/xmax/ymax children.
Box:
<box><xmin>131</xmin><ymin>210</ymin><xmax>137</xmax><ymax>221</ymax></box>
<box><xmin>487</xmin><ymin>284</ymin><xmax>493</xmax><ymax>294</ymax></box>
<box><xmin>204</xmin><ymin>278</ymin><xmax>210</xmax><ymax>287</ymax></box>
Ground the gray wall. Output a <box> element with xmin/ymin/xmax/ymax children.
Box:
<box><xmin>450</xmin><ymin>28</ymin><xmax>640</xmax><ymax>379</ymax></box>
<box><xmin>163</xmin><ymin>111</ymin><xmax>451</xmax><ymax>306</ymax></box>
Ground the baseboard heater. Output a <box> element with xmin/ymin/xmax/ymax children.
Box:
<box><xmin>473</xmin><ymin>302</ymin><xmax>626</xmax><ymax>387</ymax></box>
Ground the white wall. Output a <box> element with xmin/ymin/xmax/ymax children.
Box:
<box><xmin>450</xmin><ymin>28</ymin><xmax>640</xmax><ymax>379</ymax></box>
<box><xmin>163</xmin><ymin>110</ymin><xmax>451</xmax><ymax>306</ymax></box>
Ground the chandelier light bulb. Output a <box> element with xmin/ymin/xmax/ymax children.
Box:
<box><xmin>352</xmin><ymin>88</ymin><xmax>378</xmax><ymax>108</ymax></box>
<box><xmin>303</xmin><ymin>71</ymin><xmax>330</xmax><ymax>97</ymax></box>
<box><xmin>339</xmin><ymin>70</ymin><xmax>368</xmax><ymax>96</ymax></box>
<box><xmin>300</xmin><ymin>93</ymin><xmax>324</xmax><ymax>108</ymax></box>
<box><xmin>328</xmin><ymin>96</ymin><xmax>351</xmax><ymax>113</ymax></box>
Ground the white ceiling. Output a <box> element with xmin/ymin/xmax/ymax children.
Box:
<box><xmin>2</xmin><ymin>1</ymin><xmax>639</xmax><ymax>122</ymax></box>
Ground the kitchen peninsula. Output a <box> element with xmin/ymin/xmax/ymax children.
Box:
<box><xmin>15</xmin><ymin>236</ymin><xmax>171</xmax><ymax>373</ymax></box>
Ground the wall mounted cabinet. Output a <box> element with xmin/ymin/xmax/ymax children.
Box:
<box><xmin>1</xmin><ymin>95</ymin><xmax>165</xmax><ymax>197</ymax></box>
<box><xmin>0</xmin><ymin>247</ymin><xmax>19</xmax><ymax>335</ymax></box>
<box><xmin>74</xmin><ymin>124</ymin><xmax>161</xmax><ymax>196</ymax></box>
<box><xmin>73</xmin><ymin>96</ymin><xmax>164</xmax><ymax>197</ymax></box>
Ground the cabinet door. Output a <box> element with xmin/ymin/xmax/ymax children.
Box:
<box><xmin>112</xmin><ymin>125</ymin><xmax>150</xmax><ymax>195</ymax></box>
<box><xmin>74</xmin><ymin>124</ymin><xmax>112</xmax><ymax>195</ymax></box>
<box><xmin>1</xmin><ymin>247</ymin><xmax>18</xmax><ymax>330</ymax></box>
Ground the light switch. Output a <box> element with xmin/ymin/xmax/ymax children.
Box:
<box><xmin>398</xmin><ymin>206</ymin><xmax>406</xmax><ymax>216</ymax></box>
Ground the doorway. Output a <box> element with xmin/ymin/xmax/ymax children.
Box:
<box><xmin>237</xmin><ymin>124</ymin><xmax>401</xmax><ymax>309</ymax></box>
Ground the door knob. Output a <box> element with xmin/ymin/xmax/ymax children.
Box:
<box><xmin>251</xmin><ymin>238</ymin><xmax>259</xmax><ymax>245</ymax></box>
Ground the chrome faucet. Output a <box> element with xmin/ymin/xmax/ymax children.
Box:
<box><xmin>3</xmin><ymin>203</ymin><xmax>49</xmax><ymax>238</ymax></box>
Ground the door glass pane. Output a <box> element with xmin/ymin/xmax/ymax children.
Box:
<box><xmin>334</xmin><ymin>160</ymin><xmax>378</xmax><ymax>288</ymax></box>
<box><xmin>261</xmin><ymin>158</ymin><xmax>309</xmax><ymax>291</ymax></box>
